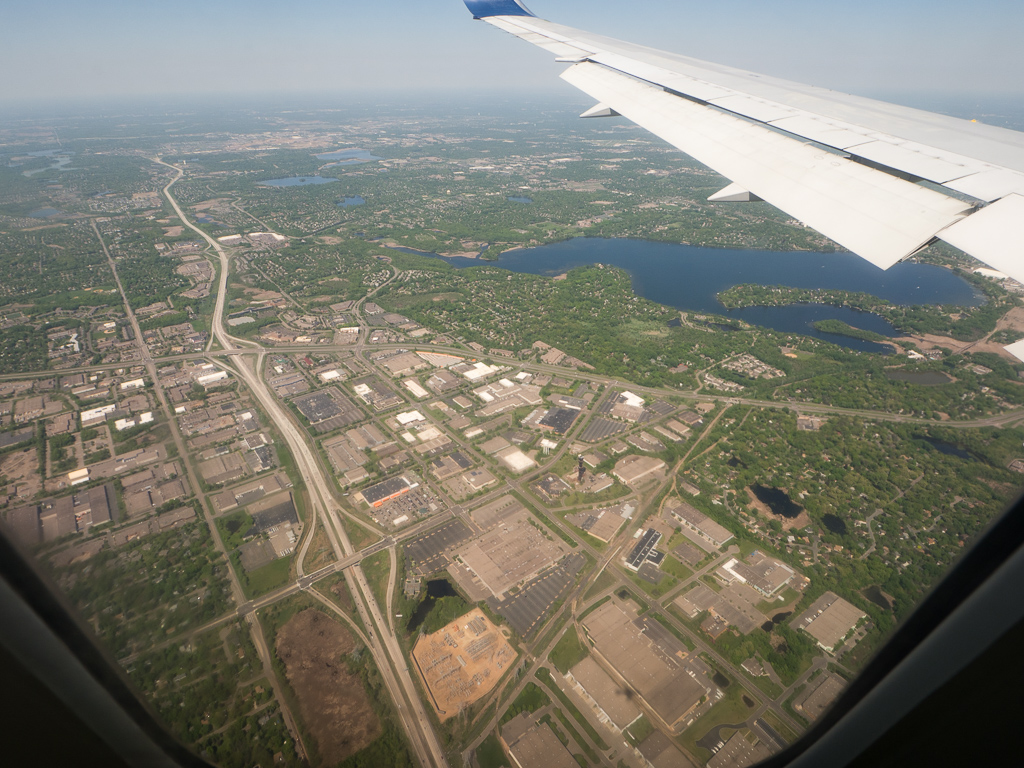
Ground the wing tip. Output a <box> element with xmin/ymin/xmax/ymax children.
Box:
<box><xmin>1004</xmin><ymin>340</ymin><xmax>1024</xmax><ymax>364</ymax></box>
<box><xmin>463</xmin><ymin>0</ymin><xmax>536</xmax><ymax>19</ymax></box>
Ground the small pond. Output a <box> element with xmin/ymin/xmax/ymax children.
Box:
<box><xmin>916</xmin><ymin>436</ymin><xmax>974</xmax><ymax>460</ymax></box>
<box><xmin>822</xmin><ymin>514</ymin><xmax>847</xmax><ymax>535</ymax></box>
<box><xmin>862</xmin><ymin>585</ymin><xmax>893</xmax><ymax>610</ymax></box>
<box><xmin>406</xmin><ymin>579</ymin><xmax>458</xmax><ymax>632</ymax></box>
<box><xmin>751</xmin><ymin>484</ymin><xmax>802</xmax><ymax>518</ymax></box>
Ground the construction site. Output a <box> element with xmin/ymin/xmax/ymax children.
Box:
<box><xmin>411</xmin><ymin>608</ymin><xmax>517</xmax><ymax>721</ymax></box>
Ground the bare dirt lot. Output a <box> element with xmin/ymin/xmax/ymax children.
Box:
<box><xmin>892</xmin><ymin>306</ymin><xmax>1024</xmax><ymax>360</ymax></box>
<box><xmin>0</xmin><ymin>448</ymin><xmax>40</xmax><ymax>500</ymax></box>
<box><xmin>275</xmin><ymin>608</ymin><xmax>380</xmax><ymax>764</ymax></box>
<box><xmin>412</xmin><ymin>607</ymin><xmax>517</xmax><ymax>721</ymax></box>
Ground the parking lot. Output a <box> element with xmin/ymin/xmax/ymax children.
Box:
<box><xmin>578</xmin><ymin>417</ymin><xmax>627</xmax><ymax>443</ymax></box>
<box><xmin>372</xmin><ymin>485</ymin><xmax>438</xmax><ymax>528</ymax></box>
<box><xmin>491</xmin><ymin>552</ymin><xmax>586</xmax><ymax>637</ymax></box>
<box><xmin>293</xmin><ymin>389</ymin><xmax>364</xmax><ymax>434</ymax></box>
<box><xmin>404</xmin><ymin>518</ymin><xmax>473</xmax><ymax>575</ymax></box>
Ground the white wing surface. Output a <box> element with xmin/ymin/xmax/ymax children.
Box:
<box><xmin>463</xmin><ymin>1</ymin><xmax>1024</xmax><ymax>353</ymax></box>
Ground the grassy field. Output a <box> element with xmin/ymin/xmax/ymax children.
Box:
<box><xmin>661</xmin><ymin>555</ymin><xmax>693</xmax><ymax>581</ymax></box>
<box><xmin>476</xmin><ymin>733</ymin><xmax>510</xmax><ymax>768</ymax></box>
<box><xmin>500</xmin><ymin>683</ymin><xmax>550</xmax><ymax>725</ymax></box>
<box><xmin>678</xmin><ymin>683</ymin><xmax>756</xmax><ymax>762</ymax></box>
<box><xmin>245</xmin><ymin>557</ymin><xmax>291</xmax><ymax>597</ymax></box>
<box><xmin>583</xmin><ymin>569</ymin><xmax>618</xmax><ymax>602</ymax></box>
<box><xmin>624</xmin><ymin>714</ymin><xmax>654</xmax><ymax>747</ymax></box>
<box><xmin>746</xmin><ymin>669</ymin><xmax>785</xmax><ymax>700</ymax></box>
<box><xmin>302</xmin><ymin>522</ymin><xmax>338</xmax><ymax>572</ymax></box>
<box><xmin>360</xmin><ymin>550</ymin><xmax>390</xmax><ymax>610</ymax></box>
<box><xmin>626</xmin><ymin>568</ymin><xmax>679</xmax><ymax>600</ymax></box>
<box><xmin>342</xmin><ymin>514</ymin><xmax>381</xmax><ymax>550</ymax></box>
<box><xmin>550</xmin><ymin>629</ymin><xmax>589</xmax><ymax>674</ymax></box>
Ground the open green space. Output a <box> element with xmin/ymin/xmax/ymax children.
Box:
<box><xmin>500</xmin><ymin>682</ymin><xmax>550</xmax><ymax>725</ymax></box>
<box><xmin>244</xmin><ymin>557</ymin><xmax>291</xmax><ymax>597</ymax></box>
<box><xmin>678</xmin><ymin>682</ymin><xmax>755</xmax><ymax>762</ymax></box>
<box><xmin>476</xmin><ymin>733</ymin><xmax>510</xmax><ymax>768</ymax></box>
<box><xmin>361</xmin><ymin>550</ymin><xmax>391</xmax><ymax>612</ymax></box>
<box><xmin>550</xmin><ymin>628</ymin><xmax>590</xmax><ymax>674</ymax></box>
<box><xmin>623</xmin><ymin>714</ymin><xmax>654</xmax><ymax>747</ymax></box>
<box><xmin>583</xmin><ymin>569</ymin><xmax>618</xmax><ymax>602</ymax></box>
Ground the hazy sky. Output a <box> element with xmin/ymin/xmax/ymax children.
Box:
<box><xmin>3</xmin><ymin>0</ymin><xmax>1022</xmax><ymax>105</ymax></box>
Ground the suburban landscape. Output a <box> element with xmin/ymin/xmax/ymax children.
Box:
<box><xmin>2</xmin><ymin>100</ymin><xmax>1024</xmax><ymax>768</ymax></box>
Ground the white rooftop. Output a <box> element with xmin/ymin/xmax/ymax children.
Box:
<box><xmin>396</xmin><ymin>410</ymin><xmax>425</xmax><ymax>425</ymax></box>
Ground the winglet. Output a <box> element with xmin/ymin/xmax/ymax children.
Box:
<box><xmin>463</xmin><ymin>0</ymin><xmax>536</xmax><ymax>19</ymax></box>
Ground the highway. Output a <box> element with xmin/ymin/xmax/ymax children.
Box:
<box><xmin>155</xmin><ymin>159</ymin><xmax>449</xmax><ymax>768</ymax></box>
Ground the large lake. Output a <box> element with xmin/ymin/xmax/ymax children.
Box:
<box><xmin>316</xmin><ymin>148</ymin><xmax>383</xmax><ymax>168</ymax></box>
<box><xmin>259</xmin><ymin>176</ymin><xmax>339</xmax><ymax>187</ymax></box>
<box><xmin>415</xmin><ymin>238</ymin><xmax>983</xmax><ymax>353</ymax></box>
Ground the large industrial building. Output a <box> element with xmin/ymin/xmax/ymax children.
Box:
<box><xmin>358</xmin><ymin>475</ymin><xmax>419</xmax><ymax>508</ymax></box>
<box><xmin>582</xmin><ymin>600</ymin><xmax>708</xmax><ymax>733</ymax></box>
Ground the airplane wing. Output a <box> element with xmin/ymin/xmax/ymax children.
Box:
<box><xmin>463</xmin><ymin>1</ymin><xmax>1024</xmax><ymax>357</ymax></box>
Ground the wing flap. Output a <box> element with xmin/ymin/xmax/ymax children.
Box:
<box><xmin>938</xmin><ymin>194</ymin><xmax>1024</xmax><ymax>284</ymax></box>
<box><xmin>561</xmin><ymin>62</ymin><xmax>971</xmax><ymax>268</ymax></box>
<box><xmin>707</xmin><ymin>94</ymin><xmax>799</xmax><ymax>124</ymax></box>
<box><xmin>847</xmin><ymin>140</ymin><xmax>975</xmax><ymax>185</ymax></box>
<box><xmin>767</xmin><ymin>115</ymin><xmax>875</xmax><ymax>150</ymax></box>
<box><xmin>945</xmin><ymin>168</ymin><xmax>1024</xmax><ymax>202</ymax></box>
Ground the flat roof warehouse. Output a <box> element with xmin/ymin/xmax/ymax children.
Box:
<box><xmin>626</xmin><ymin>528</ymin><xmax>662</xmax><ymax>570</ymax></box>
<box><xmin>361</xmin><ymin>476</ymin><xmax>418</xmax><ymax>508</ymax></box>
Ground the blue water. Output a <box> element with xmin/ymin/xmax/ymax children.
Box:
<box><xmin>316</xmin><ymin>148</ymin><xmax>382</xmax><ymax>168</ymax></box>
<box><xmin>412</xmin><ymin>237</ymin><xmax>984</xmax><ymax>353</ymax></box>
<box><xmin>29</xmin><ymin>208</ymin><xmax>61</xmax><ymax>218</ymax></box>
<box><xmin>260</xmin><ymin>176</ymin><xmax>339</xmax><ymax>187</ymax></box>
<box><xmin>195</xmin><ymin>214</ymin><xmax>227</xmax><ymax>228</ymax></box>
<box><xmin>21</xmin><ymin>150</ymin><xmax>76</xmax><ymax>176</ymax></box>
<box><xmin>315</xmin><ymin>149</ymin><xmax>382</xmax><ymax>161</ymax></box>
<box><xmin>917</xmin><ymin>436</ymin><xmax>974</xmax><ymax>460</ymax></box>
<box><xmin>338</xmin><ymin>196</ymin><xmax>365</xmax><ymax>208</ymax></box>
<box><xmin>508</xmin><ymin>196</ymin><xmax>533</xmax><ymax>204</ymax></box>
